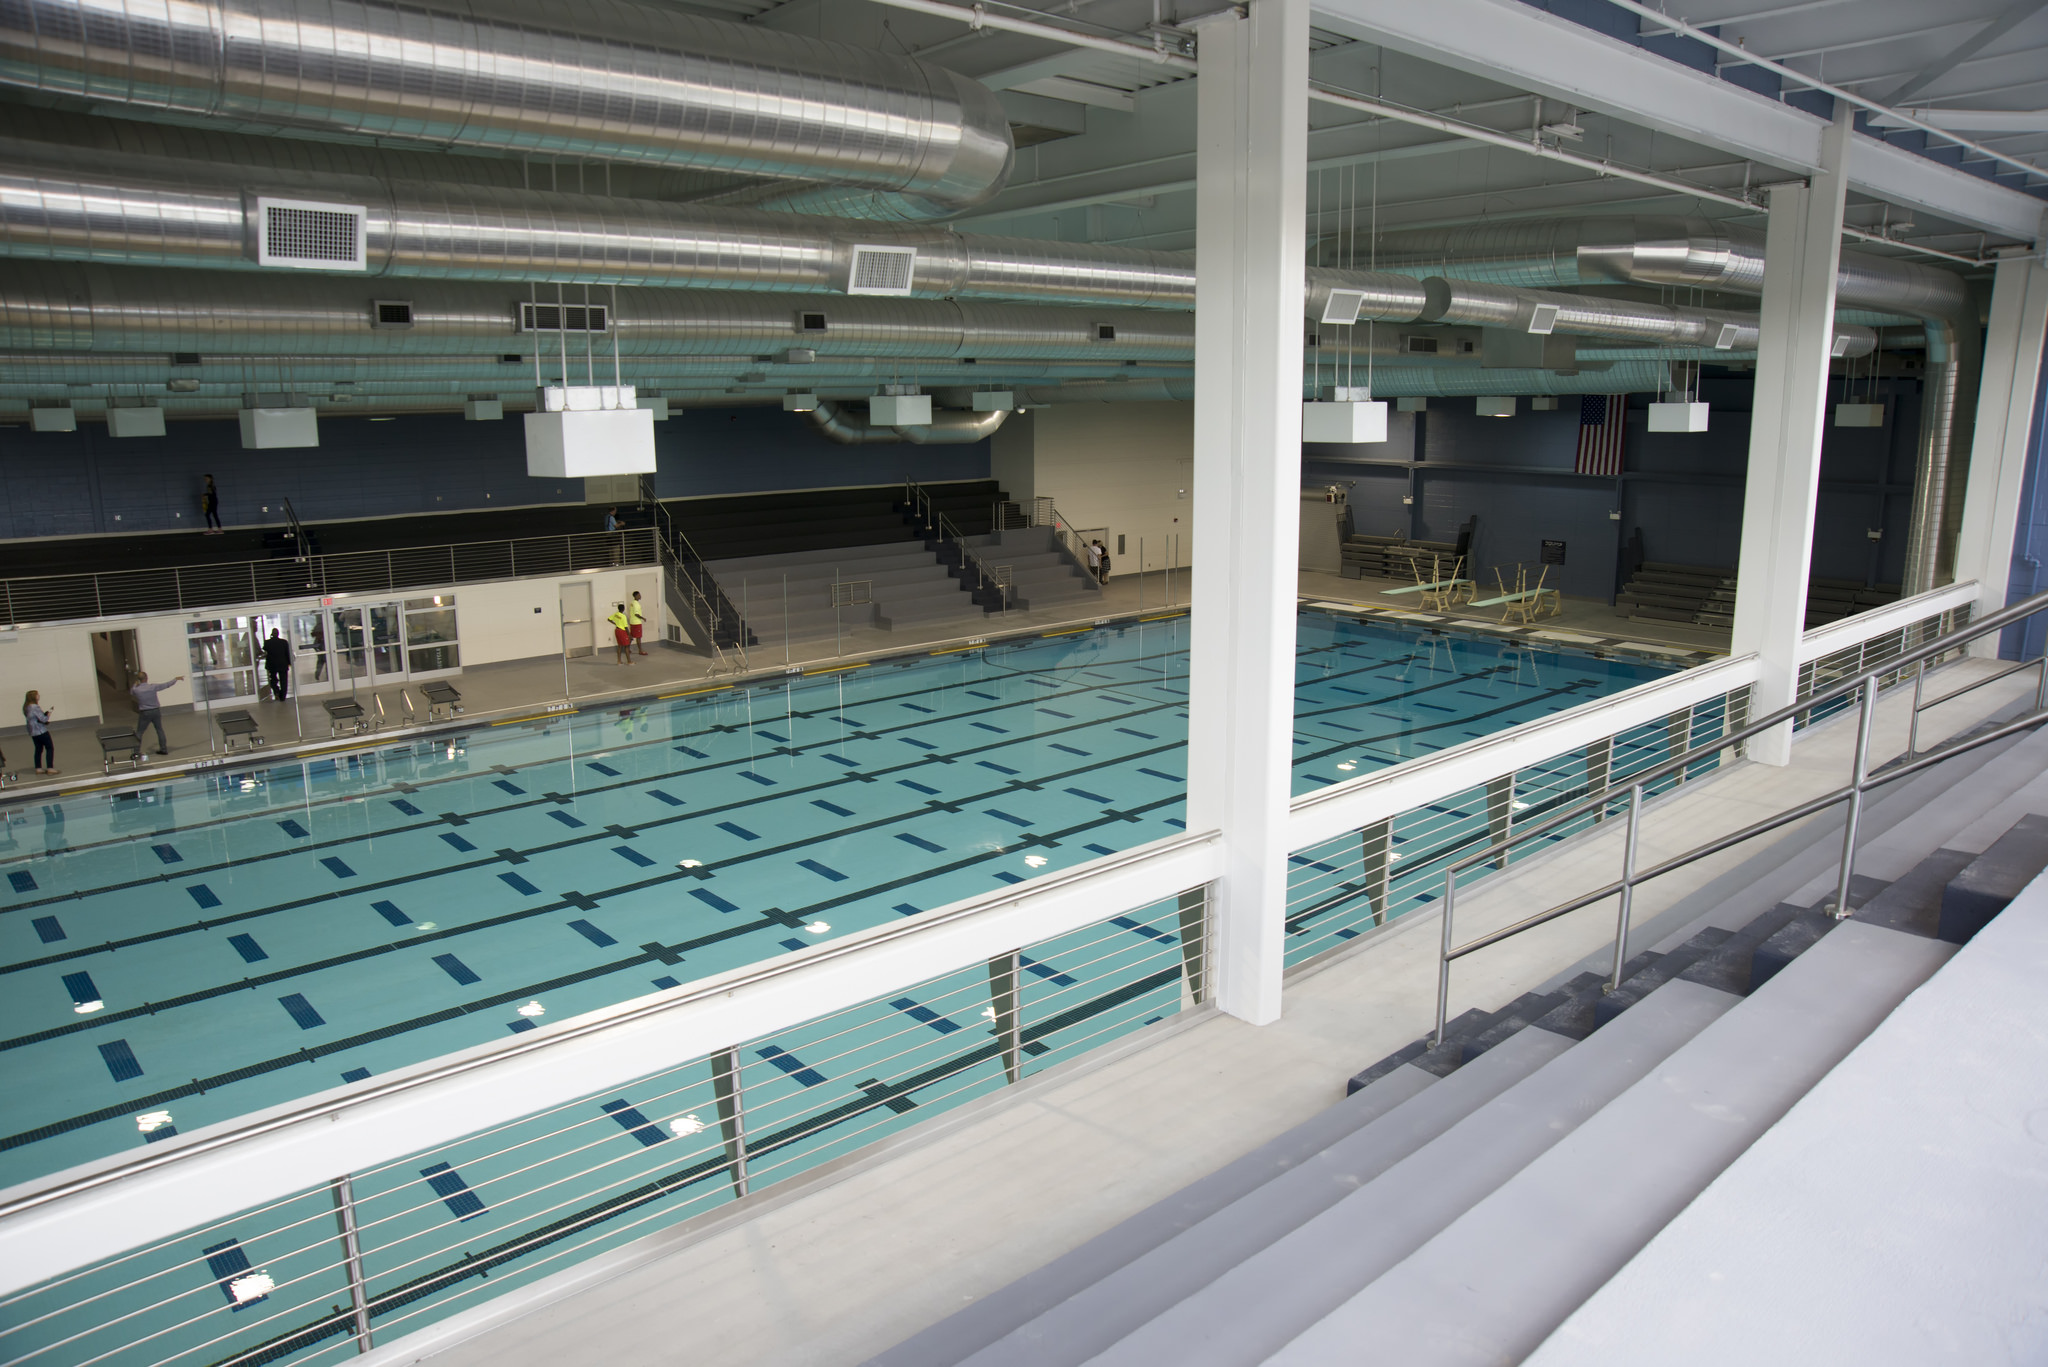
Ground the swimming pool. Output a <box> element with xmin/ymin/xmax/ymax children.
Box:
<box><xmin>0</xmin><ymin>611</ymin><xmax>1672</xmax><ymax>1189</ymax></box>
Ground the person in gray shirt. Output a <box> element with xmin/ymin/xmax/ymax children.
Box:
<box><xmin>131</xmin><ymin>671</ymin><xmax>186</xmax><ymax>755</ymax></box>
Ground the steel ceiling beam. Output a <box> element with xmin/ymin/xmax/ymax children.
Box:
<box><xmin>1311</xmin><ymin>0</ymin><xmax>2045</xmax><ymax>242</ymax></box>
<box><xmin>1882</xmin><ymin>0</ymin><xmax>2048</xmax><ymax>105</ymax></box>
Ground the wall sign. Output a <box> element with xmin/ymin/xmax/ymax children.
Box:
<box><xmin>1541</xmin><ymin>539</ymin><xmax>1567</xmax><ymax>565</ymax></box>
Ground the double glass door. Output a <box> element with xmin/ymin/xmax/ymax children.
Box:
<box><xmin>195</xmin><ymin>600</ymin><xmax>461</xmax><ymax>705</ymax></box>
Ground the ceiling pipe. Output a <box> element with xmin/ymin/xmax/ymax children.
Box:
<box><xmin>0</xmin><ymin>140</ymin><xmax>1430</xmax><ymax>315</ymax></box>
<box><xmin>1417</xmin><ymin>277</ymin><xmax>1878</xmax><ymax>357</ymax></box>
<box><xmin>804</xmin><ymin>401</ymin><xmax>1007</xmax><ymax>445</ymax></box>
<box><xmin>0</xmin><ymin>0</ymin><xmax>1014</xmax><ymax>221</ymax></box>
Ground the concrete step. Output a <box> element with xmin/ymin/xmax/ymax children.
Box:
<box><xmin>1079</xmin><ymin>983</ymin><xmax>1734</xmax><ymax>1367</ymax></box>
<box><xmin>1267</xmin><ymin>922</ymin><xmax>1955</xmax><ymax>1367</ymax></box>
<box><xmin>1938</xmin><ymin>811</ymin><xmax>2048</xmax><ymax>943</ymax></box>
<box><xmin>951</xmin><ymin>1028</ymin><xmax>1572</xmax><ymax>1367</ymax></box>
<box><xmin>865</xmin><ymin>1067</ymin><xmax>1438</xmax><ymax>1367</ymax></box>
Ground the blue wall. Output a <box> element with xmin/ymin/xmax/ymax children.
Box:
<box><xmin>0</xmin><ymin>407</ymin><xmax>994</xmax><ymax>538</ymax></box>
<box><xmin>1306</xmin><ymin>374</ymin><xmax>1924</xmax><ymax>603</ymax></box>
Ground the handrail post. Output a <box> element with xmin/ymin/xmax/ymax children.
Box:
<box><xmin>1433</xmin><ymin>868</ymin><xmax>1456</xmax><ymax>1049</ymax></box>
<box><xmin>1830</xmin><ymin>677</ymin><xmax>1879</xmax><ymax>920</ymax></box>
<box><xmin>329</xmin><ymin>1175</ymin><xmax>374</xmax><ymax>1354</ymax></box>
<box><xmin>1608</xmin><ymin>783</ymin><xmax>1644</xmax><ymax>992</ymax></box>
<box><xmin>1905</xmin><ymin>657</ymin><xmax>1926</xmax><ymax>760</ymax></box>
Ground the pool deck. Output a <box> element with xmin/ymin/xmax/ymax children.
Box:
<box><xmin>2</xmin><ymin>570</ymin><xmax>1717</xmax><ymax>802</ymax></box>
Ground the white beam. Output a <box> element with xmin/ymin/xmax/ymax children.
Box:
<box><xmin>1186</xmin><ymin>0</ymin><xmax>1309</xmax><ymax>1025</ymax></box>
<box><xmin>1956</xmin><ymin>254</ymin><xmax>2048</xmax><ymax>643</ymax></box>
<box><xmin>0</xmin><ymin>831</ymin><xmax>1220</xmax><ymax>1296</ymax></box>
<box><xmin>1731</xmin><ymin>104</ymin><xmax>1854</xmax><ymax>767</ymax></box>
<box><xmin>1310</xmin><ymin>0</ymin><xmax>2045</xmax><ymax>242</ymax></box>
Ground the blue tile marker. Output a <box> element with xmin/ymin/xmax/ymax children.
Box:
<box><xmin>278</xmin><ymin>994</ymin><xmax>326</xmax><ymax>1029</ymax></box>
<box><xmin>441</xmin><ymin>833</ymin><xmax>477</xmax><ymax>853</ymax></box>
<box><xmin>715</xmin><ymin>821</ymin><xmax>759</xmax><ymax>841</ymax></box>
<box><xmin>432</xmin><ymin>954</ymin><xmax>481</xmax><ymax>986</ymax></box>
<box><xmin>202</xmin><ymin>1239</ymin><xmax>265</xmax><ymax>1310</ymax></box>
<box><xmin>813</xmin><ymin>800</ymin><xmax>855</xmax><ymax>817</ymax></box>
<box><xmin>419</xmin><ymin>1163</ymin><xmax>489</xmax><ymax>1221</ymax></box>
<box><xmin>498</xmin><ymin>872</ymin><xmax>541</xmax><ymax>896</ymax></box>
<box><xmin>276</xmin><ymin>819</ymin><xmax>309</xmax><ymax>839</ymax></box>
<box><xmin>341</xmin><ymin>1067</ymin><xmax>372</xmax><ymax>1084</ymax></box>
<box><xmin>7</xmin><ymin>870</ymin><xmax>36</xmax><ymax>893</ymax></box>
<box><xmin>31</xmin><ymin>915</ymin><xmax>64</xmax><ymax>943</ymax></box>
<box><xmin>372</xmin><ymin>900</ymin><xmax>413</xmax><ymax>927</ymax></box>
<box><xmin>319</xmin><ymin>857</ymin><xmax>356</xmax><ymax>878</ymax></box>
<box><xmin>548</xmin><ymin>811</ymin><xmax>587</xmax><ymax>829</ymax></box>
<box><xmin>690</xmin><ymin>888</ymin><xmax>739</xmax><ymax>913</ymax></box>
<box><xmin>890</xmin><ymin>998</ymin><xmax>961</xmax><ymax>1034</ymax></box>
<box><xmin>613</xmin><ymin>846</ymin><xmax>655</xmax><ymax>868</ymax></box>
<box><xmin>151</xmin><ymin>843</ymin><xmax>183</xmax><ymax>864</ymax></box>
<box><xmin>755</xmin><ymin>1045</ymin><xmax>827</xmax><ymax>1086</ymax></box>
<box><xmin>568</xmin><ymin>919</ymin><xmax>617</xmax><ymax>947</ymax></box>
<box><xmin>896</xmin><ymin>833</ymin><xmax>945</xmax><ymax>853</ymax></box>
<box><xmin>797</xmin><ymin>859</ymin><xmax>848</xmax><ymax>882</ymax></box>
<box><xmin>600</xmin><ymin>1099</ymin><xmax>669</xmax><ymax>1146</ymax></box>
<box><xmin>647</xmin><ymin>789</ymin><xmax>684</xmax><ymax>806</ymax></box>
<box><xmin>227</xmin><ymin>933</ymin><xmax>269</xmax><ymax>963</ymax></box>
<box><xmin>186</xmin><ymin>885</ymin><xmax>222</xmax><ymax>910</ymax></box>
<box><xmin>99</xmin><ymin>1040</ymin><xmax>143</xmax><ymax>1082</ymax></box>
<box><xmin>1020</xmin><ymin>955</ymin><xmax>1078</xmax><ymax>987</ymax></box>
<box><xmin>62</xmin><ymin>971</ymin><xmax>99</xmax><ymax>1005</ymax></box>
<box><xmin>390</xmin><ymin>798</ymin><xmax>423</xmax><ymax>816</ymax></box>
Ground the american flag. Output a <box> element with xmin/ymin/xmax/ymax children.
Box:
<box><xmin>1575</xmin><ymin>395</ymin><xmax>1627</xmax><ymax>477</ymax></box>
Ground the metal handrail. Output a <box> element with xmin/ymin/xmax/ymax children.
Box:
<box><xmin>638</xmin><ymin>475</ymin><xmax>749</xmax><ymax>671</ymax></box>
<box><xmin>906</xmin><ymin>478</ymin><xmax>1014</xmax><ymax>612</ymax></box>
<box><xmin>1432</xmin><ymin>586</ymin><xmax>2048</xmax><ymax>1048</ymax></box>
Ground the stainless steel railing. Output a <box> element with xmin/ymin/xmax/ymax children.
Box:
<box><xmin>1431</xmin><ymin>587</ymin><xmax>2048</xmax><ymax>1048</ymax></box>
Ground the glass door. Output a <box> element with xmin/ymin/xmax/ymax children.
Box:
<box><xmin>186</xmin><ymin>618</ymin><xmax>259</xmax><ymax>704</ymax></box>
<box><xmin>403</xmin><ymin>596</ymin><xmax>461</xmax><ymax>676</ymax></box>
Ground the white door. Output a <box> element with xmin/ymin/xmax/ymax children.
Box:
<box><xmin>560</xmin><ymin>582</ymin><xmax>595</xmax><ymax>657</ymax></box>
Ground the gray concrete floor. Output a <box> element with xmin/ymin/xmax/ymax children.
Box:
<box><xmin>385</xmin><ymin>656</ymin><xmax>2030</xmax><ymax>1367</ymax></box>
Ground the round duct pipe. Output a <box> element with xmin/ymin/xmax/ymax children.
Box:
<box><xmin>0</xmin><ymin>0</ymin><xmax>1013</xmax><ymax>221</ymax></box>
<box><xmin>1416</xmin><ymin>278</ymin><xmax>1878</xmax><ymax>357</ymax></box>
<box><xmin>804</xmin><ymin>401</ymin><xmax>1007</xmax><ymax>445</ymax></box>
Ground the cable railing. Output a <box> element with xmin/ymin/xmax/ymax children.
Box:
<box><xmin>1429</xmin><ymin>586</ymin><xmax>2048</xmax><ymax>1048</ymax></box>
<box><xmin>637</xmin><ymin>475</ymin><xmax>751</xmax><ymax>674</ymax></box>
<box><xmin>0</xmin><ymin>529</ymin><xmax>658</xmax><ymax>628</ymax></box>
<box><xmin>0</xmin><ymin>886</ymin><xmax>1211</xmax><ymax>1367</ymax></box>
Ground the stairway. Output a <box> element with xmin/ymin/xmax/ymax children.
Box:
<box><xmin>959</xmin><ymin>527</ymin><xmax>1101</xmax><ymax>615</ymax></box>
<box><xmin>868</xmin><ymin>719</ymin><xmax>2048</xmax><ymax>1367</ymax></box>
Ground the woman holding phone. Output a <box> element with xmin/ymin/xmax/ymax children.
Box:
<box><xmin>23</xmin><ymin>690</ymin><xmax>56</xmax><ymax>775</ymax></box>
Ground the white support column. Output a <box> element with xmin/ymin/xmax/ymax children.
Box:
<box><xmin>1730</xmin><ymin>103</ymin><xmax>1852</xmax><ymax>767</ymax></box>
<box><xmin>1955</xmin><ymin>252</ymin><xmax>2048</xmax><ymax>655</ymax></box>
<box><xmin>1185</xmin><ymin>0</ymin><xmax>1308</xmax><ymax>1025</ymax></box>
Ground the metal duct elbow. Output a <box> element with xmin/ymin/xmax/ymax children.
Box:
<box><xmin>805</xmin><ymin>400</ymin><xmax>1006</xmax><ymax>445</ymax></box>
<box><xmin>0</xmin><ymin>0</ymin><xmax>1012</xmax><ymax>220</ymax></box>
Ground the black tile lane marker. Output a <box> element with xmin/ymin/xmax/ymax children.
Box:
<box><xmin>0</xmin><ymin>643</ymin><xmax>1206</xmax><ymax>892</ymax></box>
<box><xmin>0</xmin><ymin>788</ymin><xmax>1188</xmax><ymax>1153</ymax></box>
<box><xmin>0</xmin><ymin>648</ymin><xmax>1417</xmax><ymax>968</ymax></box>
<box><xmin>195</xmin><ymin>961</ymin><xmax>1189</xmax><ymax>1366</ymax></box>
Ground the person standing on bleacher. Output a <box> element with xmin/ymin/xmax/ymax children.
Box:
<box><xmin>130</xmin><ymin>672</ymin><xmax>185</xmax><ymax>756</ymax></box>
<box><xmin>263</xmin><ymin>629</ymin><xmax>292</xmax><ymax>701</ymax></box>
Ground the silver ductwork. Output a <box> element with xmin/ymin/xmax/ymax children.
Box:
<box><xmin>0</xmin><ymin>263</ymin><xmax>1200</xmax><ymax>360</ymax></box>
<box><xmin>1417</xmin><ymin>278</ymin><xmax>1878</xmax><ymax>357</ymax></box>
<box><xmin>0</xmin><ymin>0</ymin><xmax>1013</xmax><ymax>221</ymax></box>
<box><xmin>804</xmin><ymin>401</ymin><xmax>1007</xmax><ymax>445</ymax></box>
<box><xmin>1364</xmin><ymin>216</ymin><xmax>1972</xmax><ymax>592</ymax></box>
<box><xmin>1014</xmin><ymin>363</ymin><xmax>1676</xmax><ymax>407</ymax></box>
<box><xmin>0</xmin><ymin>141</ymin><xmax>1441</xmax><ymax>316</ymax></box>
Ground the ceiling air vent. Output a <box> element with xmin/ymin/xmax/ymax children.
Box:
<box><xmin>846</xmin><ymin>245</ymin><xmax>917</xmax><ymax>296</ymax></box>
<box><xmin>1093</xmin><ymin>323</ymin><xmax>1117</xmax><ymax>342</ymax></box>
<box><xmin>372</xmin><ymin>300</ymin><xmax>413</xmax><ymax>330</ymax></box>
<box><xmin>519</xmin><ymin>302</ymin><xmax>609</xmax><ymax>333</ymax></box>
<box><xmin>1404</xmin><ymin>335</ymin><xmax>1439</xmax><ymax>355</ymax></box>
<box><xmin>256</xmin><ymin>197</ymin><xmax>367</xmax><ymax>271</ymax></box>
<box><xmin>797</xmin><ymin>311</ymin><xmax>829</xmax><ymax>333</ymax></box>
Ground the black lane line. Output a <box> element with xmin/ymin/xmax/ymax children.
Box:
<box><xmin>0</xmin><ymin>680</ymin><xmax>1204</xmax><ymax>977</ymax></box>
<box><xmin>0</xmin><ymin>629</ymin><xmax>1199</xmax><ymax>876</ymax></box>
<box><xmin>2</xmin><ymin>648</ymin><xmax>1428</xmax><ymax>977</ymax></box>
<box><xmin>0</xmin><ymin>790</ymin><xmax>1186</xmax><ymax>1153</ymax></box>
<box><xmin>0</xmin><ymin>647</ymin><xmax>1201</xmax><ymax>909</ymax></box>
<box><xmin>0</xmin><ymin>728</ymin><xmax>1188</xmax><ymax>1057</ymax></box>
<box><xmin>209</xmin><ymin>962</ymin><xmax>1187</xmax><ymax>1367</ymax></box>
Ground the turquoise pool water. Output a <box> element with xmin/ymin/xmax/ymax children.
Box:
<box><xmin>0</xmin><ymin>612</ymin><xmax>1671</xmax><ymax>1190</ymax></box>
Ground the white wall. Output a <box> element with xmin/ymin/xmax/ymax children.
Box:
<box><xmin>1015</xmin><ymin>402</ymin><xmax>1195</xmax><ymax>573</ymax></box>
<box><xmin>0</xmin><ymin>624</ymin><xmax>100</xmax><ymax>735</ymax></box>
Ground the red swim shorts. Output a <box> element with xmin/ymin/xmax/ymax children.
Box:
<box><xmin>614</xmin><ymin>628</ymin><xmax>631</xmax><ymax>646</ymax></box>
<box><xmin>630</xmin><ymin>624</ymin><xmax>644</xmax><ymax>640</ymax></box>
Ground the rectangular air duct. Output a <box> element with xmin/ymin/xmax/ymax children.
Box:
<box><xmin>525</xmin><ymin>386</ymin><xmax>655</xmax><ymax>477</ymax></box>
<box><xmin>240</xmin><ymin>407</ymin><xmax>319</xmax><ymax>448</ymax></box>
<box><xmin>846</xmin><ymin>245</ymin><xmax>918</xmax><ymax>296</ymax></box>
<box><xmin>870</xmin><ymin>393</ymin><xmax>932</xmax><ymax>425</ymax></box>
<box><xmin>1531</xmin><ymin>396</ymin><xmax>1560</xmax><ymax>411</ymax></box>
<box><xmin>1648</xmin><ymin>401</ymin><xmax>1710</xmax><ymax>432</ymax></box>
<box><xmin>1397</xmin><ymin>396</ymin><xmax>1428</xmax><ymax>412</ymax></box>
<box><xmin>255</xmin><ymin>197</ymin><xmax>366</xmax><ymax>271</ymax></box>
<box><xmin>639</xmin><ymin>396</ymin><xmax>670</xmax><ymax>421</ymax></box>
<box><xmin>782</xmin><ymin>393</ymin><xmax>820</xmax><ymax>411</ymax></box>
<box><xmin>1302</xmin><ymin>399</ymin><xmax>1389</xmax><ymax>444</ymax></box>
<box><xmin>106</xmin><ymin>405</ymin><xmax>166</xmax><ymax>437</ymax></box>
<box><xmin>1834</xmin><ymin>403</ymin><xmax>1886</xmax><ymax>428</ymax></box>
<box><xmin>29</xmin><ymin>405</ymin><xmax>76</xmax><ymax>432</ymax></box>
<box><xmin>1475</xmin><ymin>396</ymin><xmax>1516</xmax><ymax>418</ymax></box>
<box><xmin>464</xmin><ymin>399</ymin><xmax>503</xmax><ymax>421</ymax></box>
<box><xmin>971</xmin><ymin>390</ymin><xmax>1015</xmax><ymax>411</ymax></box>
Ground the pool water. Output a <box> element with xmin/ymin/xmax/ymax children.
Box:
<box><xmin>0</xmin><ymin>612</ymin><xmax>1670</xmax><ymax>1188</ymax></box>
